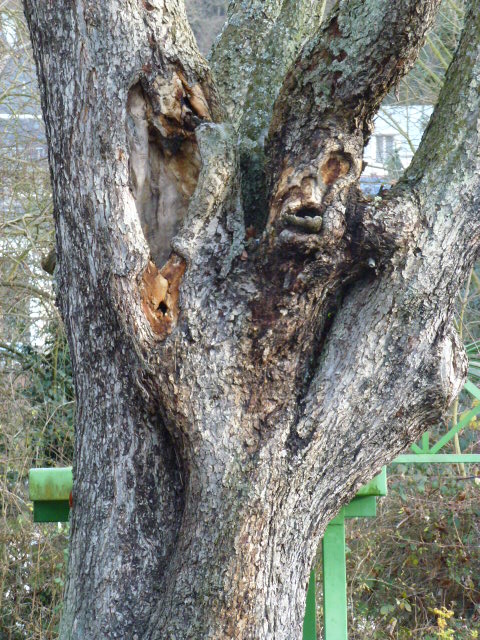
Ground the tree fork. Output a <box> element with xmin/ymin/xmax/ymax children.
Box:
<box><xmin>23</xmin><ymin>0</ymin><xmax>480</xmax><ymax>638</ymax></box>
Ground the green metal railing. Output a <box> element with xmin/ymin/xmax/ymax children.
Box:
<box><xmin>29</xmin><ymin>465</ymin><xmax>387</xmax><ymax>640</ymax></box>
<box><xmin>302</xmin><ymin>469</ymin><xmax>388</xmax><ymax>639</ymax></box>
<box><xmin>29</xmin><ymin>383</ymin><xmax>480</xmax><ymax>640</ymax></box>
<box><xmin>301</xmin><ymin>379</ymin><xmax>480</xmax><ymax>640</ymax></box>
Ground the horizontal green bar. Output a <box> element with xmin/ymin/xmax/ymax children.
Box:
<box><xmin>392</xmin><ymin>454</ymin><xmax>480</xmax><ymax>464</ymax></box>
<box><xmin>345</xmin><ymin>496</ymin><xmax>377</xmax><ymax>518</ymax></box>
<box><xmin>356</xmin><ymin>467</ymin><xmax>387</xmax><ymax>497</ymax></box>
<box><xmin>29</xmin><ymin>467</ymin><xmax>72</xmax><ymax>501</ymax></box>
<box><xmin>33</xmin><ymin>500</ymin><xmax>70</xmax><ymax>523</ymax></box>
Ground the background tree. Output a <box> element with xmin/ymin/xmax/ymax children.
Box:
<box><xmin>184</xmin><ymin>0</ymin><xmax>226</xmax><ymax>53</ymax></box>
<box><xmin>12</xmin><ymin>0</ymin><xmax>480</xmax><ymax>638</ymax></box>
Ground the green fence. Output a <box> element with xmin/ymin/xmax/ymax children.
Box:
<box><xmin>29</xmin><ymin>381</ymin><xmax>480</xmax><ymax>640</ymax></box>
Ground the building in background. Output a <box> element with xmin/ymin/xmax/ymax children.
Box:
<box><xmin>361</xmin><ymin>104</ymin><xmax>433</xmax><ymax>194</ymax></box>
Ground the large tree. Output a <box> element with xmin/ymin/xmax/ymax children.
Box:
<box><xmin>22</xmin><ymin>0</ymin><xmax>480</xmax><ymax>638</ymax></box>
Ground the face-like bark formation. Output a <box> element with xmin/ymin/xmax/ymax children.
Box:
<box><xmin>22</xmin><ymin>0</ymin><xmax>480</xmax><ymax>638</ymax></box>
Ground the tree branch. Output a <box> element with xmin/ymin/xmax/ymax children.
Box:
<box><xmin>234</xmin><ymin>2</ymin><xmax>443</xmax><ymax>401</ymax></box>
<box><xmin>286</xmin><ymin>0</ymin><xmax>480</xmax><ymax>542</ymax></box>
<box><xmin>266</xmin><ymin>0</ymin><xmax>441</xmax><ymax>236</ymax></box>
<box><xmin>210</xmin><ymin>0</ymin><xmax>328</xmax><ymax>129</ymax></box>
<box><xmin>0</xmin><ymin>280</ymin><xmax>53</xmax><ymax>302</ymax></box>
<box><xmin>347</xmin><ymin>0</ymin><xmax>480</xmax><ymax>261</ymax></box>
<box><xmin>210</xmin><ymin>0</ymin><xmax>328</xmax><ymax>229</ymax></box>
<box><xmin>404</xmin><ymin>0</ymin><xmax>480</xmax><ymax>234</ymax></box>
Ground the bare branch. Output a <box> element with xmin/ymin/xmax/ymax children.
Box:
<box><xmin>290</xmin><ymin>0</ymin><xmax>480</xmax><ymax>525</ymax></box>
<box><xmin>210</xmin><ymin>0</ymin><xmax>327</xmax><ymax>129</ymax></box>
<box><xmin>347</xmin><ymin>0</ymin><xmax>480</xmax><ymax>259</ymax></box>
<box><xmin>0</xmin><ymin>280</ymin><xmax>53</xmax><ymax>301</ymax></box>
<box><xmin>405</xmin><ymin>0</ymin><xmax>480</xmax><ymax>233</ymax></box>
<box><xmin>266</xmin><ymin>0</ymin><xmax>441</xmax><ymax>234</ymax></box>
<box><xmin>210</xmin><ymin>0</ymin><xmax>328</xmax><ymax>229</ymax></box>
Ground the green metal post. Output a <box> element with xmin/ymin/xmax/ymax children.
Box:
<box><xmin>303</xmin><ymin>471</ymin><xmax>386</xmax><ymax>640</ymax></box>
<box><xmin>303</xmin><ymin>570</ymin><xmax>317</xmax><ymax>640</ymax></box>
<box><xmin>322</xmin><ymin>514</ymin><xmax>347</xmax><ymax>640</ymax></box>
<box><xmin>421</xmin><ymin>432</ymin><xmax>430</xmax><ymax>452</ymax></box>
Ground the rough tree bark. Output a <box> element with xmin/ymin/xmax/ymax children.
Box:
<box><xmin>23</xmin><ymin>0</ymin><xmax>480</xmax><ymax>638</ymax></box>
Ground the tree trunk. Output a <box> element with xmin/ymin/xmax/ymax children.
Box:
<box><xmin>22</xmin><ymin>0</ymin><xmax>480</xmax><ymax>638</ymax></box>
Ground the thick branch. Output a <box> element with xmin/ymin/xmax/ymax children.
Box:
<box><xmin>236</xmin><ymin>3</ymin><xmax>444</xmax><ymax>405</ymax></box>
<box><xmin>266</xmin><ymin>0</ymin><xmax>441</xmax><ymax>232</ymax></box>
<box><xmin>287</xmin><ymin>0</ymin><xmax>480</xmax><ymax>549</ymax></box>
<box><xmin>210</xmin><ymin>0</ymin><xmax>328</xmax><ymax>228</ymax></box>
<box><xmin>349</xmin><ymin>0</ymin><xmax>480</xmax><ymax>259</ymax></box>
<box><xmin>210</xmin><ymin>0</ymin><xmax>327</xmax><ymax>129</ymax></box>
<box><xmin>405</xmin><ymin>0</ymin><xmax>480</xmax><ymax>232</ymax></box>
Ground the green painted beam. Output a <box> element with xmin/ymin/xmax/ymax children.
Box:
<box><xmin>33</xmin><ymin>500</ymin><xmax>70</xmax><ymax>523</ymax></box>
<box><xmin>29</xmin><ymin>467</ymin><xmax>72</xmax><ymax>501</ymax></box>
<box><xmin>410</xmin><ymin>442</ymin><xmax>424</xmax><ymax>454</ymax></box>
<box><xmin>29</xmin><ymin>467</ymin><xmax>72</xmax><ymax>523</ymax></box>
<box><xmin>430</xmin><ymin>404</ymin><xmax>480</xmax><ymax>453</ymax></box>
<box><xmin>393</xmin><ymin>454</ymin><xmax>480</xmax><ymax>464</ymax></box>
<box><xmin>303</xmin><ymin>571</ymin><xmax>317</xmax><ymax>640</ymax></box>
<box><xmin>329</xmin><ymin>509</ymin><xmax>345</xmax><ymax>525</ymax></box>
<box><xmin>322</xmin><ymin>520</ymin><xmax>347</xmax><ymax>640</ymax></box>
<box><xmin>355</xmin><ymin>468</ymin><xmax>387</xmax><ymax>497</ymax></box>
<box><xmin>464</xmin><ymin>378</ymin><xmax>480</xmax><ymax>401</ymax></box>
<box><xmin>344</xmin><ymin>496</ymin><xmax>377</xmax><ymax>518</ymax></box>
<box><xmin>421</xmin><ymin>432</ymin><xmax>430</xmax><ymax>452</ymax></box>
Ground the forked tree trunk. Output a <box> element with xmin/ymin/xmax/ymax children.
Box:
<box><xmin>23</xmin><ymin>0</ymin><xmax>480</xmax><ymax>638</ymax></box>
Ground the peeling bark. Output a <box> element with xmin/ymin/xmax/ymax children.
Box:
<box><xmin>22</xmin><ymin>0</ymin><xmax>480</xmax><ymax>638</ymax></box>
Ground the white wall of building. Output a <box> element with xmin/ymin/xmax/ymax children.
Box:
<box><xmin>363</xmin><ymin>104</ymin><xmax>433</xmax><ymax>178</ymax></box>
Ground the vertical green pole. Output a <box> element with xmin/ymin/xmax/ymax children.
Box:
<box><xmin>322</xmin><ymin>514</ymin><xmax>348</xmax><ymax>640</ymax></box>
<box><xmin>421</xmin><ymin>432</ymin><xmax>430</xmax><ymax>452</ymax></box>
<box><xmin>303</xmin><ymin>570</ymin><xmax>317</xmax><ymax>639</ymax></box>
